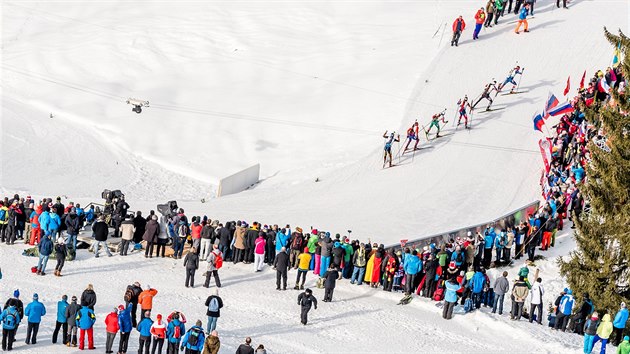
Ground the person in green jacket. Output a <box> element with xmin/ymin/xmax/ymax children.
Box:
<box><xmin>618</xmin><ymin>336</ymin><xmax>630</xmax><ymax>354</ymax></box>
<box><xmin>493</xmin><ymin>0</ymin><xmax>504</xmax><ymax>25</ymax></box>
<box><xmin>437</xmin><ymin>245</ymin><xmax>449</xmax><ymax>274</ymax></box>
<box><xmin>306</xmin><ymin>234</ymin><xmax>319</xmax><ymax>270</ymax></box>
<box><xmin>341</xmin><ymin>240</ymin><xmax>354</xmax><ymax>279</ymax></box>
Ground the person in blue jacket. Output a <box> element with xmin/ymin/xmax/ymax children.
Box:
<box><xmin>24</xmin><ymin>293</ymin><xmax>46</xmax><ymax>345</ymax></box>
<box><xmin>612</xmin><ymin>302</ymin><xmax>629</xmax><ymax>346</ymax></box>
<box><xmin>554</xmin><ymin>288</ymin><xmax>574</xmax><ymax>331</ymax></box>
<box><xmin>180</xmin><ymin>320</ymin><xmax>205</xmax><ymax>354</ymax></box>
<box><xmin>52</xmin><ymin>295</ymin><xmax>69</xmax><ymax>345</ymax></box>
<box><xmin>494</xmin><ymin>231</ymin><xmax>505</xmax><ymax>263</ymax></box>
<box><xmin>483</xmin><ymin>227</ymin><xmax>495</xmax><ymax>268</ymax></box>
<box><xmin>47</xmin><ymin>208</ymin><xmax>62</xmax><ymax>238</ymax></box>
<box><xmin>1</xmin><ymin>304</ymin><xmax>21</xmax><ymax>351</ymax></box>
<box><xmin>36</xmin><ymin>234</ymin><xmax>54</xmax><ymax>276</ymax></box>
<box><xmin>118</xmin><ymin>303</ymin><xmax>133</xmax><ymax>354</ymax></box>
<box><xmin>85</xmin><ymin>205</ymin><xmax>95</xmax><ymax>225</ymax></box>
<box><xmin>443</xmin><ymin>277</ymin><xmax>461</xmax><ymax>320</ymax></box>
<box><xmin>470</xmin><ymin>270</ymin><xmax>486</xmax><ymax>309</ymax></box>
<box><xmin>76</xmin><ymin>305</ymin><xmax>96</xmax><ymax>350</ymax></box>
<box><xmin>275</xmin><ymin>228</ymin><xmax>290</xmax><ymax>255</ymax></box>
<box><xmin>166</xmin><ymin>312</ymin><xmax>186</xmax><ymax>354</ymax></box>
<box><xmin>137</xmin><ymin>311</ymin><xmax>153</xmax><ymax>354</ymax></box>
<box><xmin>38</xmin><ymin>210</ymin><xmax>50</xmax><ymax>238</ymax></box>
<box><xmin>451</xmin><ymin>246</ymin><xmax>465</xmax><ymax>270</ymax></box>
<box><xmin>403</xmin><ymin>250</ymin><xmax>422</xmax><ymax>296</ymax></box>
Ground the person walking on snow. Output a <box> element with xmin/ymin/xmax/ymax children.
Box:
<box><xmin>515</xmin><ymin>4</ymin><xmax>530</xmax><ymax>34</ymax></box>
<box><xmin>451</xmin><ymin>15</ymin><xmax>466</xmax><ymax>47</ymax></box>
<box><xmin>205</xmin><ymin>289</ymin><xmax>223</xmax><ymax>334</ymax></box>
<box><xmin>473</xmin><ymin>8</ymin><xmax>486</xmax><ymax>40</ymax></box>
<box><xmin>382</xmin><ymin>131</ymin><xmax>400</xmax><ymax>168</ymax></box>
<box><xmin>456</xmin><ymin>95</ymin><xmax>473</xmax><ymax>129</ymax></box>
<box><xmin>425</xmin><ymin>110</ymin><xmax>448</xmax><ymax>138</ymax></box>
<box><xmin>498</xmin><ymin>66</ymin><xmax>525</xmax><ymax>93</ymax></box>
<box><xmin>297</xmin><ymin>289</ymin><xmax>317</xmax><ymax>325</ymax></box>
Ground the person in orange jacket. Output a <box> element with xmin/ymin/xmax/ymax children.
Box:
<box><xmin>104</xmin><ymin>307</ymin><xmax>119</xmax><ymax>354</ymax></box>
<box><xmin>451</xmin><ymin>15</ymin><xmax>466</xmax><ymax>47</ymax></box>
<box><xmin>138</xmin><ymin>286</ymin><xmax>158</xmax><ymax>320</ymax></box>
<box><xmin>29</xmin><ymin>204</ymin><xmax>42</xmax><ymax>245</ymax></box>
<box><xmin>473</xmin><ymin>8</ymin><xmax>486</xmax><ymax>40</ymax></box>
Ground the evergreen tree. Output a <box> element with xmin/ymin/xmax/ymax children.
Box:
<box><xmin>559</xmin><ymin>28</ymin><xmax>630</xmax><ymax>313</ymax></box>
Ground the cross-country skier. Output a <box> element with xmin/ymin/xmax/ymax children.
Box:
<box><xmin>425</xmin><ymin>110</ymin><xmax>448</xmax><ymax>138</ymax></box>
<box><xmin>498</xmin><ymin>65</ymin><xmax>525</xmax><ymax>93</ymax></box>
<box><xmin>472</xmin><ymin>81</ymin><xmax>498</xmax><ymax>111</ymax></box>
<box><xmin>451</xmin><ymin>16</ymin><xmax>466</xmax><ymax>47</ymax></box>
<box><xmin>456</xmin><ymin>95</ymin><xmax>473</xmax><ymax>129</ymax></box>
<box><xmin>403</xmin><ymin>121</ymin><xmax>420</xmax><ymax>152</ymax></box>
<box><xmin>382</xmin><ymin>131</ymin><xmax>400</xmax><ymax>168</ymax></box>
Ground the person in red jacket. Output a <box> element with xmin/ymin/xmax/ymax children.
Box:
<box><xmin>190</xmin><ymin>217</ymin><xmax>203</xmax><ymax>254</ymax></box>
<box><xmin>473</xmin><ymin>8</ymin><xmax>486</xmax><ymax>40</ymax></box>
<box><xmin>451</xmin><ymin>16</ymin><xmax>466</xmax><ymax>47</ymax></box>
<box><xmin>150</xmin><ymin>313</ymin><xmax>166</xmax><ymax>354</ymax></box>
<box><xmin>105</xmin><ymin>307</ymin><xmax>119</xmax><ymax>354</ymax></box>
<box><xmin>29</xmin><ymin>204</ymin><xmax>42</xmax><ymax>245</ymax></box>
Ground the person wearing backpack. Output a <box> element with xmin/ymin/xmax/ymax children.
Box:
<box><xmin>183</xmin><ymin>247</ymin><xmax>200</xmax><ymax>288</ymax></box>
<box><xmin>125</xmin><ymin>282</ymin><xmax>143</xmax><ymax>328</ymax></box>
<box><xmin>289</xmin><ymin>228</ymin><xmax>305</xmax><ymax>269</ymax></box>
<box><xmin>181</xmin><ymin>320</ymin><xmax>205</xmax><ymax>354</ymax></box>
<box><xmin>583</xmin><ymin>312</ymin><xmax>600</xmax><ymax>353</ymax></box>
<box><xmin>204</xmin><ymin>245</ymin><xmax>222</xmax><ymax>288</ymax></box>
<box><xmin>150</xmin><ymin>313</ymin><xmax>167</xmax><ymax>354</ymax></box>
<box><xmin>205</xmin><ymin>289</ymin><xmax>223</xmax><ymax>333</ymax></box>
<box><xmin>173</xmin><ymin>220</ymin><xmax>188</xmax><ymax>259</ymax></box>
<box><xmin>1</xmin><ymin>304</ymin><xmax>21</xmax><ymax>351</ymax></box>
<box><xmin>36</xmin><ymin>234</ymin><xmax>53</xmax><ymax>275</ymax></box>
<box><xmin>52</xmin><ymin>295</ymin><xmax>69</xmax><ymax>345</ymax></box>
<box><xmin>166</xmin><ymin>312</ymin><xmax>186</xmax><ymax>354</ymax></box>
<box><xmin>104</xmin><ymin>306</ymin><xmax>119</xmax><ymax>354</ymax></box>
<box><xmin>117</xmin><ymin>303</ymin><xmax>133</xmax><ymax>354</ymax></box>
<box><xmin>350</xmin><ymin>243</ymin><xmax>367</xmax><ymax>285</ymax></box>
<box><xmin>64</xmin><ymin>295</ymin><xmax>80</xmax><ymax>347</ymax></box>
<box><xmin>76</xmin><ymin>304</ymin><xmax>96</xmax><ymax>350</ymax></box>
<box><xmin>137</xmin><ymin>311</ymin><xmax>154</xmax><ymax>354</ymax></box>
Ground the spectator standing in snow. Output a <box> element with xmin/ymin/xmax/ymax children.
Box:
<box><xmin>492</xmin><ymin>271</ymin><xmax>510</xmax><ymax>315</ymax></box>
<box><xmin>76</xmin><ymin>304</ymin><xmax>96</xmax><ymax>350</ymax></box>
<box><xmin>514</xmin><ymin>4</ymin><xmax>530</xmax><ymax>34</ymax></box>
<box><xmin>119</xmin><ymin>214</ymin><xmax>135</xmax><ymax>256</ymax></box>
<box><xmin>166</xmin><ymin>311</ymin><xmax>186</xmax><ymax>354</ymax></box>
<box><xmin>24</xmin><ymin>293</ymin><xmax>46</xmax><ymax>345</ymax></box>
<box><xmin>236</xmin><ymin>337</ymin><xmax>255</xmax><ymax>354</ymax></box>
<box><xmin>150</xmin><ymin>313</ymin><xmax>167</xmax><ymax>354</ymax></box>
<box><xmin>133</xmin><ymin>210</ymin><xmax>147</xmax><ymax>244</ymax></box>
<box><xmin>510</xmin><ymin>277</ymin><xmax>529</xmax><ymax>320</ymax></box>
<box><xmin>93</xmin><ymin>215</ymin><xmax>113</xmax><ymax>257</ymax></box>
<box><xmin>184</xmin><ymin>247</ymin><xmax>200</xmax><ymax>288</ymax></box>
<box><xmin>36</xmin><ymin>234</ymin><xmax>53</xmax><ymax>275</ymax></box>
<box><xmin>139</xmin><ymin>286</ymin><xmax>158</xmax><ymax>319</ymax></box>
<box><xmin>274</xmin><ymin>247</ymin><xmax>289</xmax><ymax>290</ymax></box>
<box><xmin>199</xmin><ymin>220</ymin><xmax>214</xmax><ymax>261</ymax></box>
<box><xmin>322</xmin><ymin>266</ymin><xmax>339</xmax><ymax>302</ymax></box>
<box><xmin>124</xmin><ymin>281</ymin><xmax>143</xmax><ymax>328</ymax></box>
<box><xmin>118</xmin><ymin>303</ymin><xmax>133</xmax><ymax>354</ymax></box>
<box><xmin>592</xmin><ymin>314</ymin><xmax>613</xmax><ymax>353</ymax></box>
<box><xmin>143</xmin><ymin>214</ymin><xmax>161</xmax><ymax>258</ymax></box>
<box><xmin>204</xmin><ymin>245</ymin><xmax>222</xmax><ymax>288</ymax></box>
<box><xmin>254</xmin><ymin>232</ymin><xmax>266</xmax><ymax>272</ymax></box>
<box><xmin>583</xmin><ymin>312</ymin><xmax>600</xmax><ymax>354</ymax></box>
<box><xmin>529</xmin><ymin>277</ymin><xmax>545</xmax><ymax>324</ymax></box>
<box><xmin>81</xmin><ymin>284</ymin><xmax>97</xmax><ymax>310</ymax></box>
<box><xmin>104</xmin><ymin>306</ymin><xmax>119</xmax><ymax>354</ymax></box>
<box><xmin>205</xmin><ymin>289</ymin><xmax>223</xmax><ymax>333</ymax></box>
<box><xmin>64</xmin><ymin>295</ymin><xmax>80</xmax><ymax>347</ymax></box>
<box><xmin>181</xmin><ymin>319</ymin><xmax>205</xmax><ymax>354</ymax></box>
<box><xmin>137</xmin><ymin>311</ymin><xmax>154</xmax><ymax>354</ymax></box>
<box><xmin>443</xmin><ymin>277</ymin><xmax>461</xmax><ymax>320</ymax></box>
<box><xmin>201</xmin><ymin>330</ymin><xmax>220</xmax><ymax>354</ymax></box>
<box><xmin>294</xmin><ymin>247</ymin><xmax>311</xmax><ymax>290</ymax></box>
<box><xmin>350</xmin><ymin>243</ymin><xmax>367</xmax><ymax>285</ymax></box>
<box><xmin>52</xmin><ymin>294</ymin><xmax>69</xmax><ymax>345</ymax></box>
<box><xmin>451</xmin><ymin>16</ymin><xmax>465</xmax><ymax>47</ymax></box>
<box><xmin>554</xmin><ymin>289</ymin><xmax>574</xmax><ymax>331</ymax></box>
<box><xmin>54</xmin><ymin>237</ymin><xmax>68</xmax><ymax>277</ymax></box>
<box><xmin>297</xmin><ymin>289</ymin><xmax>317</xmax><ymax>325</ymax></box>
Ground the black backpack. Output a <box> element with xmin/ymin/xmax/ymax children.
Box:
<box><xmin>187</xmin><ymin>328</ymin><xmax>201</xmax><ymax>347</ymax></box>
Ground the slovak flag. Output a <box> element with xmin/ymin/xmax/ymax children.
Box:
<box><xmin>598</xmin><ymin>78</ymin><xmax>611</xmax><ymax>93</ymax></box>
<box><xmin>548</xmin><ymin>101</ymin><xmax>575</xmax><ymax>116</ymax></box>
<box><xmin>543</xmin><ymin>92</ymin><xmax>559</xmax><ymax>119</ymax></box>
<box><xmin>533</xmin><ymin>113</ymin><xmax>545</xmax><ymax>132</ymax></box>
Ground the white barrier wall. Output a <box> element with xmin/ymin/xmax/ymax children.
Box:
<box><xmin>216</xmin><ymin>164</ymin><xmax>260</xmax><ymax>197</ymax></box>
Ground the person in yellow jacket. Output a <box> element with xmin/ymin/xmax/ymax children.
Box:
<box><xmin>364</xmin><ymin>248</ymin><xmax>376</xmax><ymax>284</ymax></box>
<box><xmin>593</xmin><ymin>313</ymin><xmax>614</xmax><ymax>354</ymax></box>
<box><xmin>617</xmin><ymin>336</ymin><xmax>630</xmax><ymax>354</ymax></box>
<box><xmin>294</xmin><ymin>248</ymin><xmax>312</xmax><ymax>290</ymax></box>
<box><xmin>0</xmin><ymin>202</ymin><xmax>9</xmax><ymax>242</ymax></box>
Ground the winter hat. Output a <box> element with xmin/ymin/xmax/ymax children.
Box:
<box><xmin>71</xmin><ymin>296</ymin><xmax>77</xmax><ymax>302</ymax></box>
<box><xmin>303</xmin><ymin>247</ymin><xmax>309</xmax><ymax>253</ymax></box>
<box><xmin>62</xmin><ymin>295</ymin><xmax>68</xmax><ymax>301</ymax></box>
<box><xmin>334</xmin><ymin>242</ymin><xmax>340</xmax><ymax>248</ymax></box>
<box><xmin>157</xmin><ymin>314</ymin><xmax>162</xmax><ymax>320</ymax></box>
<box><xmin>312</xmin><ymin>229</ymin><xmax>318</xmax><ymax>235</ymax></box>
<box><xmin>118</xmin><ymin>305</ymin><xmax>125</xmax><ymax>311</ymax></box>
<box><xmin>562</xmin><ymin>288</ymin><xmax>568</xmax><ymax>294</ymax></box>
<box><xmin>567</xmin><ymin>289</ymin><xmax>573</xmax><ymax>295</ymax></box>
<box><xmin>144</xmin><ymin>310</ymin><xmax>151</xmax><ymax>317</ymax></box>
<box><xmin>296</xmin><ymin>227</ymin><xmax>303</xmax><ymax>233</ymax></box>
<box><xmin>134</xmin><ymin>281</ymin><xmax>141</xmax><ymax>287</ymax></box>
<box><xmin>449</xmin><ymin>261</ymin><xmax>456</xmax><ymax>269</ymax></box>
<box><xmin>592</xmin><ymin>311</ymin><xmax>599</xmax><ymax>320</ymax></box>
<box><xmin>622</xmin><ymin>302</ymin><xmax>627</xmax><ymax>308</ymax></box>
<box><xmin>13</xmin><ymin>289</ymin><xmax>19</xmax><ymax>298</ymax></box>
<box><xmin>305</xmin><ymin>288</ymin><xmax>312</xmax><ymax>294</ymax></box>
<box><xmin>624</xmin><ymin>336</ymin><xmax>629</xmax><ymax>342</ymax></box>
<box><xmin>33</xmin><ymin>293</ymin><xmax>38</xmax><ymax>300</ymax></box>
<box><xmin>195</xmin><ymin>319</ymin><xmax>202</xmax><ymax>327</ymax></box>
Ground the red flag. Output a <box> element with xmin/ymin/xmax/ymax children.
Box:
<box><xmin>563</xmin><ymin>76</ymin><xmax>571</xmax><ymax>96</ymax></box>
<box><xmin>579</xmin><ymin>70</ymin><xmax>586</xmax><ymax>90</ymax></box>
<box><xmin>400</xmin><ymin>239</ymin><xmax>408</xmax><ymax>247</ymax></box>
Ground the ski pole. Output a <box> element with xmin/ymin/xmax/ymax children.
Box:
<box><xmin>438</xmin><ymin>23</ymin><xmax>447</xmax><ymax>47</ymax></box>
<box><xmin>514</xmin><ymin>68</ymin><xmax>525</xmax><ymax>93</ymax></box>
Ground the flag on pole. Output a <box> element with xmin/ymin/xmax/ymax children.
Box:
<box><xmin>579</xmin><ymin>70</ymin><xmax>587</xmax><ymax>91</ymax></box>
<box><xmin>563</xmin><ymin>76</ymin><xmax>571</xmax><ymax>96</ymax></box>
<box><xmin>533</xmin><ymin>113</ymin><xmax>545</xmax><ymax>132</ymax></box>
<box><xmin>539</xmin><ymin>138</ymin><xmax>553</xmax><ymax>173</ymax></box>
<box><xmin>612</xmin><ymin>42</ymin><xmax>621</xmax><ymax>68</ymax></box>
<box><xmin>548</xmin><ymin>101</ymin><xmax>575</xmax><ymax>116</ymax></box>
<box><xmin>543</xmin><ymin>92</ymin><xmax>559</xmax><ymax>119</ymax></box>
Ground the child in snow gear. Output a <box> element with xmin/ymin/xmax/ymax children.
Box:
<box><xmin>425</xmin><ymin>110</ymin><xmax>448</xmax><ymax>138</ymax></box>
<box><xmin>382</xmin><ymin>131</ymin><xmax>400</xmax><ymax>167</ymax></box>
<box><xmin>451</xmin><ymin>16</ymin><xmax>466</xmax><ymax>46</ymax></box>
<box><xmin>457</xmin><ymin>95</ymin><xmax>472</xmax><ymax>129</ymax></box>
<box><xmin>472</xmin><ymin>81</ymin><xmax>498</xmax><ymax>111</ymax></box>
<box><xmin>498</xmin><ymin>66</ymin><xmax>525</xmax><ymax>93</ymax></box>
<box><xmin>297</xmin><ymin>289</ymin><xmax>318</xmax><ymax>325</ymax></box>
